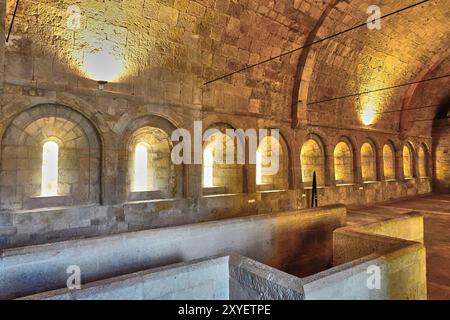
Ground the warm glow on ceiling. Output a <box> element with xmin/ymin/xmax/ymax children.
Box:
<box><xmin>361</xmin><ymin>102</ymin><xmax>377</xmax><ymax>125</ymax></box>
<box><xmin>83</xmin><ymin>49</ymin><xmax>125</xmax><ymax>82</ymax></box>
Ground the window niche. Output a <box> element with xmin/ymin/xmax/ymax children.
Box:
<box><xmin>418</xmin><ymin>145</ymin><xmax>428</xmax><ymax>178</ymax></box>
<box><xmin>0</xmin><ymin>104</ymin><xmax>101</xmax><ymax>210</ymax></box>
<box><xmin>361</xmin><ymin>142</ymin><xmax>377</xmax><ymax>182</ymax></box>
<box><xmin>300</xmin><ymin>138</ymin><xmax>325</xmax><ymax>187</ymax></box>
<box><xmin>256</xmin><ymin>135</ymin><xmax>289</xmax><ymax>191</ymax></box>
<box><xmin>383</xmin><ymin>143</ymin><xmax>396</xmax><ymax>180</ymax></box>
<box><xmin>403</xmin><ymin>143</ymin><xmax>414</xmax><ymax>179</ymax></box>
<box><xmin>334</xmin><ymin>141</ymin><xmax>354</xmax><ymax>185</ymax></box>
<box><xmin>127</xmin><ymin>126</ymin><xmax>180</xmax><ymax>201</ymax></box>
<box><xmin>202</xmin><ymin>128</ymin><xmax>244</xmax><ymax>195</ymax></box>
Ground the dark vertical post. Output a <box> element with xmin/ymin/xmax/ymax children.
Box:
<box><xmin>311</xmin><ymin>171</ymin><xmax>318</xmax><ymax>208</ymax></box>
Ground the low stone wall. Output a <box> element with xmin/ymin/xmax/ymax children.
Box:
<box><xmin>19</xmin><ymin>211</ymin><xmax>427</xmax><ymax>301</ymax></box>
<box><xmin>0</xmin><ymin>205</ymin><xmax>345</xmax><ymax>299</ymax></box>
<box><xmin>302</xmin><ymin>212</ymin><xmax>427</xmax><ymax>300</ymax></box>
<box><xmin>0</xmin><ymin>178</ymin><xmax>430</xmax><ymax>249</ymax></box>
<box><xmin>21</xmin><ymin>254</ymin><xmax>306</xmax><ymax>300</ymax></box>
<box><xmin>21</xmin><ymin>256</ymin><xmax>231</xmax><ymax>300</ymax></box>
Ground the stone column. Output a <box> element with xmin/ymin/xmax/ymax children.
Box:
<box><xmin>354</xmin><ymin>148</ymin><xmax>363</xmax><ymax>184</ymax></box>
<box><xmin>245</xmin><ymin>136</ymin><xmax>256</xmax><ymax>193</ymax></box>
<box><xmin>377</xmin><ymin>147</ymin><xmax>385</xmax><ymax>181</ymax></box>
<box><xmin>395</xmin><ymin>149</ymin><xmax>405</xmax><ymax>181</ymax></box>
<box><xmin>0</xmin><ymin>0</ymin><xmax>5</xmax><ymax>93</ymax></box>
<box><xmin>325</xmin><ymin>146</ymin><xmax>336</xmax><ymax>186</ymax></box>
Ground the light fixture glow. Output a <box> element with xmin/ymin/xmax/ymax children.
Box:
<box><xmin>41</xmin><ymin>141</ymin><xmax>59</xmax><ymax>196</ymax></box>
<box><xmin>361</xmin><ymin>102</ymin><xmax>377</xmax><ymax>125</ymax></box>
<box><xmin>84</xmin><ymin>49</ymin><xmax>124</xmax><ymax>82</ymax></box>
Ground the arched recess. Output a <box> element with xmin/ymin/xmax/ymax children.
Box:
<box><xmin>383</xmin><ymin>141</ymin><xmax>396</xmax><ymax>180</ymax></box>
<box><xmin>120</xmin><ymin>115</ymin><xmax>183</xmax><ymax>201</ymax></box>
<box><xmin>256</xmin><ymin>132</ymin><xmax>289</xmax><ymax>191</ymax></box>
<box><xmin>333</xmin><ymin>138</ymin><xmax>354</xmax><ymax>185</ymax></box>
<box><xmin>418</xmin><ymin>143</ymin><xmax>429</xmax><ymax>178</ymax></box>
<box><xmin>300</xmin><ymin>135</ymin><xmax>326</xmax><ymax>186</ymax></box>
<box><xmin>402</xmin><ymin>142</ymin><xmax>415</xmax><ymax>179</ymax></box>
<box><xmin>0</xmin><ymin>104</ymin><xmax>102</xmax><ymax>210</ymax></box>
<box><xmin>361</xmin><ymin>140</ymin><xmax>377</xmax><ymax>182</ymax></box>
<box><xmin>202</xmin><ymin>123</ymin><xmax>244</xmax><ymax>195</ymax></box>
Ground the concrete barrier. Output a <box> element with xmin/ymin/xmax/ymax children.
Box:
<box><xmin>0</xmin><ymin>205</ymin><xmax>345</xmax><ymax>299</ymax></box>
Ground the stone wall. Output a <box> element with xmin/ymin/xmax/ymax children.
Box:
<box><xmin>0</xmin><ymin>0</ymin><xmax>444</xmax><ymax>250</ymax></box>
<box><xmin>433</xmin><ymin>120</ymin><xmax>450</xmax><ymax>193</ymax></box>
<box><xmin>0</xmin><ymin>204</ymin><xmax>345</xmax><ymax>299</ymax></box>
<box><xmin>18</xmin><ymin>213</ymin><xmax>427</xmax><ymax>301</ymax></box>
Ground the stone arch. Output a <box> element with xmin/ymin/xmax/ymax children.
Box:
<box><xmin>402</xmin><ymin>141</ymin><xmax>415</xmax><ymax>179</ymax></box>
<box><xmin>202</xmin><ymin>122</ymin><xmax>245</xmax><ymax>195</ymax></box>
<box><xmin>120</xmin><ymin>115</ymin><xmax>183</xmax><ymax>201</ymax></box>
<box><xmin>360</xmin><ymin>139</ymin><xmax>377</xmax><ymax>182</ymax></box>
<box><xmin>333</xmin><ymin>137</ymin><xmax>354</xmax><ymax>185</ymax></box>
<box><xmin>0</xmin><ymin>104</ymin><xmax>102</xmax><ymax>210</ymax></box>
<box><xmin>300</xmin><ymin>133</ymin><xmax>326</xmax><ymax>186</ymax></box>
<box><xmin>383</xmin><ymin>140</ymin><xmax>396</xmax><ymax>180</ymax></box>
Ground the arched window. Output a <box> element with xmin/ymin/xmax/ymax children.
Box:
<box><xmin>256</xmin><ymin>149</ymin><xmax>263</xmax><ymax>185</ymax></box>
<box><xmin>256</xmin><ymin>135</ymin><xmax>287</xmax><ymax>190</ymax></box>
<box><xmin>301</xmin><ymin>139</ymin><xmax>325</xmax><ymax>186</ymax></box>
<box><xmin>41</xmin><ymin>141</ymin><xmax>59</xmax><ymax>196</ymax></box>
<box><xmin>383</xmin><ymin>144</ymin><xmax>396</xmax><ymax>180</ymax></box>
<box><xmin>203</xmin><ymin>146</ymin><xmax>214</xmax><ymax>188</ymax></box>
<box><xmin>334</xmin><ymin>141</ymin><xmax>353</xmax><ymax>184</ymax></box>
<box><xmin>134</xmin><ymin>143</ymin><xmax>149</xmax><ymax>191</ymax></box>
<box><xmin>418</xmin><ymin>146</ymin><xmax>427</xmax><ymax>177</ymax></box>
<box><xmin>403</xmin><ymin>144</ymin><xmax>413</xmax><ymax>178</ymax></box>
<box><xmin>361</xmin><ymin>142</ymin><xmax>376</xmax><ymax>182</ymax></box>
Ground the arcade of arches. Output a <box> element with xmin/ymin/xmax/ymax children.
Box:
<box><xmin>0</xmin><ymin>0</ymin><xmax>448</xmax><ymax>300</ymax></box>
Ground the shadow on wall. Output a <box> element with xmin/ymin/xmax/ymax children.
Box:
<box><xmin>432</xmin><ymin>95</ymin><xmax>450</xmax><ymax>193</ymax></box>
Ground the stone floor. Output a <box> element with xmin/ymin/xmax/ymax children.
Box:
<box><xmin>347</xmin><ymin>193</ymin><xmax>450</xmax><ymax>300</ymax></box>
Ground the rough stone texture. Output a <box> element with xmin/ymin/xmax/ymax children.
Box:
<box><xmin>433</xmin><ymin>120</ymin><xmax>450</xmax><ymax>193</ymax></box>
<box><xmin>0</xmin><ymin>0</ymin><xmax>445</xmax><ymax>243</ymax></box>
<box><xmin>303</xmin><ymin>212</ymin><xmax>427</xmax><ymax>300</ymax></box>
<box><xmin>347</xmin><ymin>193</ymin><xmax>450</xmax><ymax>299</ymax></box>
<box><xmin>18</xmin><ymin>213</ymin><xmax>427</xmax><ymax>300</ymax></box>
<box><xmin>0</xmin><ymin>204</ymin><xmax>345</xmax><ymax>299</ymax></box>
<box><xmin>21</xmin><ymin>254</ymin><xmax>306</xmax><ymax>300</ymax></box>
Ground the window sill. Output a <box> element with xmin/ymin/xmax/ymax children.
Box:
<box><xmin>256</xmin><ymin>184</ymin><xmax>275</xmax><ymax>192</ymax></box>
<box><xmin>128</xmin><ymin>190</ymin><xmax>167</xmax><ymax>202</ymax></box>
<box><xmin>335</xmin><ymin>183</ymin><xmax>354</xmax><ymax>187</ymax></box>
<box><xmin>24</xmin><ymin>195</ymin><xmax>73</xmax><ymax>210</ymax></box>
<box><xmin>203</xmin><ymin>186</ymin><xmax>227</xmax><ymax>196</ymax></box>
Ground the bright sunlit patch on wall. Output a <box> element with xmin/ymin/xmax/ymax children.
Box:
<box><xmin>361</xmin><ymin>102</ymin><xmax>377</xmax><ymax>125</ymax></box>
<box><xmin>134</xmin><ymin>143</ymin><xmax>149</xmax><ymax>192</ymax></box>
<box><xmin>41</xmin><ymin>141</ymin><xmax>59</xmax><ymax>196</ymax></box>
<box><xmin>203</xmin><ymin>147</ymin><xmax>214</xmax><ymax>188</ymax></box>
<box><xmin>83</xmin><ymin>49</ymin><xmax>125</xmax><ymax>82</ymax></box>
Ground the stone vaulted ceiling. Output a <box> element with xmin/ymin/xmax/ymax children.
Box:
<box><xmin>4</xmin><ymin>0</ymin><xmax>450</xmax><ymax>134</ymax></box>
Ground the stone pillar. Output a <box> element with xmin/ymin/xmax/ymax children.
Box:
<box><xmin>102</xmin><ymin>147</ymin><xmax>119</xmax><ymax>205</ymax></box>
<box><xmin>325</xmin><ymin>146</ymin><xmax>336</xmax><ymax>186</ymax></box>
<box><xmin>377</xmin><ymin>147</ymin><xmax>384</xmax><ymax>181</ymax></box>
<box><xmin>354</xmin><ymin>148</ymin><xmax>363</xmax><ymax>184</ymax></box>
<box><xmin>185</xmin><ymin>163</ymin><xmax>202</xmax><ymax>198</ymax></box>
<box><xmin>245</xmin><ymin>136</ymin><xmax>256</xmax><ymax>193</ymax></box>
<box><xmin>0</xmin><ymin>0</ymin><xmax>5</xmax><ymax>93</ymax></box>
<box><xmin>395</xmin><ymin>149</ymin><xmax>405</xmax><ymax>181</ymax></box>
<box><xmin>291</xmin><ymin>141</ymin><xmax>302</xmax><ymax>189</ymax></box>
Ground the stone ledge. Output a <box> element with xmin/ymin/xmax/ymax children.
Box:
<box><xmin>23</xmin><ymin>195</ymin><xmax>73</xmax><ymax>210</ymax></box>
